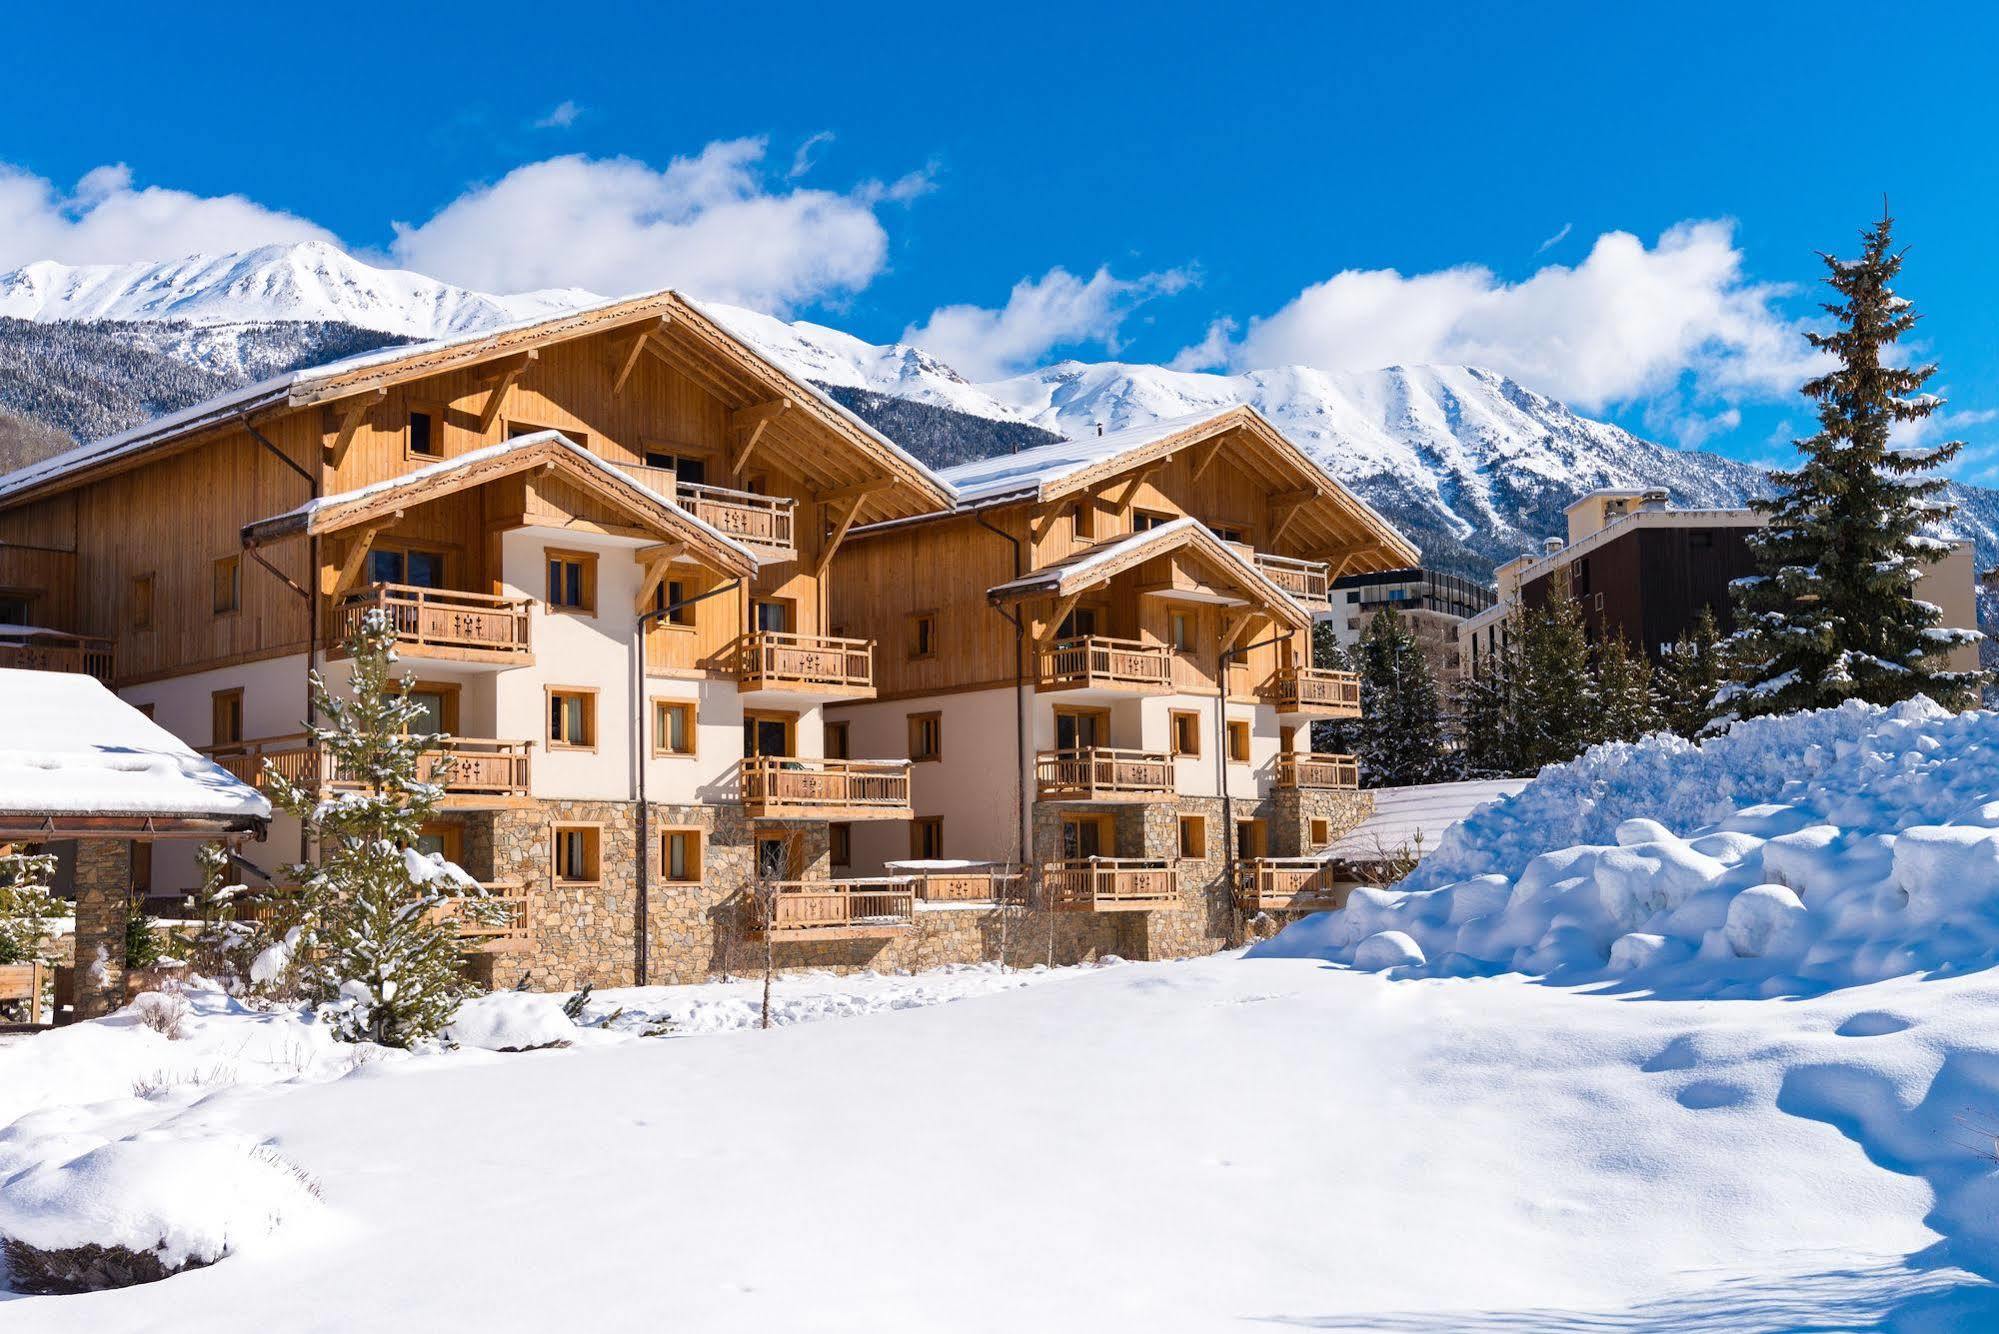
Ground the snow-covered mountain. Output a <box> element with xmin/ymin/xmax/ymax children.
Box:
<box><xmin>0</xmin><ymin>242</ymin><xmax>591</xmax><ymax>342</ymax></box>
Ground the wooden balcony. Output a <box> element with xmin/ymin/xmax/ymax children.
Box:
<box><xmin>1265</xmin><ymin>667</ymin><xmax>1361</xmax><ymax>717</ymax></box>
<box><xmin>1044</xmin><ymin>858</ymin><xmax>1180</xmax><ymax>912</ymax></box>
<box><xmin>1253</xmin><ymin>552</ymin><xmax>1331</xmax><ymax>607</ymax></box>
<box><xmin>1037</xmin><ymin>635</ymin><xmax>1172</xmax><ymax>694</ymax></box>
<box><xmin>0</xmin><ymin>628</ymin><xmax>114</xmax><ymax>683</ymax></box>
<box><xmin>749</xmin><ymin>879</ymin><xmax>918</xmax><ymax>940</ymax></box>
<box><xmin>430</xmin><ymin>887</ymin><xmax>533</xmax><ymax>954</ymax></box>
<box><xmin>1236</xmin><ymin>859</ymin><xmax>1346</xmax><ymax>915</ymax></box>
<box><xmin>896</xmin><ymin>864</ymin><xmax>1027</xmax><ymax>903</ymax></box>
<box><xmin>739</xmin><ymin>631</ymin><xmax>875</xmax><ymax>698</ymax></box>
<box><xmin>677</xmin><ymin>481</ymin><xmax>796</xmax><ymax>560</ymax></box>
<box><xmin>1275</xmin><ymin>752</ymin><xmax>1361</xmax><ymax>789</ymax></box>
<box><xmin>741</xmin><ymin>756</ymin><xmax>911</xmax><ymax>820</ymax></box>
<box><xmin>203</xmin><ymin>733</ymin><xmax>533</xmax><ymax>809</ymax></box>
<box><xmin>334</xmin><ymin>583</ymin><xmax>532</xmax><ymax>665</ymax></box>
<box><xmin>1036</xmin><ymin>748</ymin><xmax>1175</xmax><ymax>802</ymax></box>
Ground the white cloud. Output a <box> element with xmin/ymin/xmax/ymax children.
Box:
<box><xmin>0</xmin><ymin>163</ymin><xmax>334</xmax><ymax>268</ymax></box>
<box><xmin>533</xmin><ymin>100</ymin><xmax>583</xmax><ymax>130</ymax></box>
<box><xmin>1534</xmin><ymin>222</ymin><xmax>1573</xmax><ymax>255</ymax></box>
<box><xmin>905</xmin><ymin>265</ymin><xmax>1194</xmax><ymax>381</ymax></box>
<box><xmin>789</xmin><ymin>131</ymin><xmax>835</xmax><ymax>178</ymax></box>
<box><xmin>389</xmin><ymin>141</ymin><xmax>906</xmax><ymax>311</ymax></box>
<box><xmin>1180</xmin><ymin>221</ymin><xmax>1823</xmax><ymax>420</ymax></box>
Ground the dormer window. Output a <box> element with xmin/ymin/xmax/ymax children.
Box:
<box><xmin>407</xmin><ymin>409</ymin><xmax>439</xmax><ymax>458</ymax></box>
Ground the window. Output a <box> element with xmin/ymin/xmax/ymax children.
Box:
<box><xmin>654</xmin><ymin>578</ymin><xmax>695</xmax><ymax>626</ymax></box>
<box><xmin>661</xmin><ymin>829</ymin><xmax>703</xmax><ymax>883</ymax></box>
<box><xmin>909</xmin><ymin>611</ymin><xmax>937</xmax><ymax>660</ymax></box>
<box><xmin>830</xmin><ymin>823</ymin><xmax>853</xmax><ymax>868</ymax></box>
<box><xmin>653</xmin><ymin>700</ymin><xmax>696</xmax><ymax>757</ymax></box>
<box><xmin>1071</xmin><ymin>502</ymin><xmax>1097</xmax><ymax>541</ymax></box>
<box><xmin>743</xmin><ymin>712</ymin><xmax>794</xmax><ymax>758</ymax></box>
<box><xmin>553</xmin><ymin>826</ymin><xmax>600</xmax><ymax>883</ymax></box>
<box><xmin>367</xmin><ymin>547</ymin><xmax>444</xmax><ymax>589</ymax></box>
<box><xmin>755</xmin><ymin>835</ymin><xmax>792</xmax><ymax>880</ymax></box>
<box><xmin>129</xmin><ymin>574</ymin><xmax>155</xmax><ymax>630</ymax></box>
<box><xmin>1060</xmin><ymin>813</ymin><xmax>1111</xmax><ymax>860</ymax></box>
<box><xmin>545</xmin><ymin>549</ymin><xmax>597</xmax><ymax>613</ymax></box>
<box><xmin>752</xmin><ymin>599</ymin><xmax>793</xmax><ymax>634</ymax></box>
<box><xmin>211</xmin><ymin>688</ymin><xmax>244</xmax><ymax>746</ymax></box>
<box><xmin>642</xmin><ymin>448</ymin><xmax>707</xmax><ymax>485</ymax></box>
<box><xmin>1170</xmin><ymin>710</ymin><xmax>1202</xmax><ymax>757</ymax></box>
<box><xmin>406</xmin><ymin>407</ymin><xmax>440</xmax><ymax>458</ymax></box>
<box><xmin>1054</xmin><ymin>707</ymin><xmax>1108</xmax><ymax>751</ymax></box>
<box><xmin>1057</xmin><ymin>604</ymin><xmax>1100</xmax><ymax>639</ymax></box>
<box><xmin>824</xmin><ymin>721</ymin><xmax>850</xmax><ymax>760</ymax></box>
<box><xmin>1169</xmin><ymin>610</ymin><xmax>1195</xmax><ymax>652</ymax></box>
<box><xmin>547</xmin><ymin>688</ymin><xmax>597</xmax><ymax>749</ymax></box>
<box><xmin>1236</xmin><ymin>819</ymin><xmax>1267</xmax><ymax>859</ymax></box>
<box><xmin>416</xmin><ymin>822</ymin><xmax>464</xmax><ymax>864</ymax></box>
<box><xmin>1227</xmin><ymin>719</ymin><xmax>1252</xmax><ymax>764</ymax></box>
<box><xmin>1178</xmin><ymin>815</ymin><xmax>1207</xmax><ymax>860</ymax></box>
<box><xmin>405</xmin><ymin>685</ymin><xmax>455</xmax><ymax>736</ymax></box>
<box><xmin>908</xmin><ymin>711</ymin><xmax>942</xmax><ymax>762</ymax></box>
<box><xmin>1133</xmin><ymin>509</ymin><xmax>1173</xmax><ymax>532</ymax></box>
<box><xmin>132</xmin><ymin>841</ymin><xmax>153</xmax><ymax>895</ymax></box>
<box><xmin>210</xmin><ymin>555</ymin><xmax>240</xmax><ymax>615</ymax></box>
<box><xmin>1310</xmin><ymin>818</ymin><xmax>1331</xmax><ymax>846</ymax></box>
<box><xmin>910</xmin><ymin>817</ymin><xmax>944</xmax><ymax>861</ymax></box>
<box><xmin>0</xmin><ymin>590</ymin><xmax>32</xmax><ymax>623</ymax></box>
<box><xmin>1211</xmin><ymin>525</ymin><xmax>1245</xmax><ymax>545</ymax></box>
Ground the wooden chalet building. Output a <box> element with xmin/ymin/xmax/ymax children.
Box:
<box><xmin>0</xmin><ymin>293</ymin><xmax>954</xmax><ymax>987</ymax></box>
<box><xmin>825</xmin><ymin>408</ymin><xmax>1419</xmax><ymax>959</ymax></box>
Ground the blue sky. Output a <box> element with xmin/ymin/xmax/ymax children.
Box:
<box><xmin>2</xmin><ymin>1</ymin><xmax>1996</xmax><ymax>476</ymax></box>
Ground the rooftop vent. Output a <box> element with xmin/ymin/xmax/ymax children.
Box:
<box><xmin>1639</xmin><ymin>488</ymin><xmax>1670</xmax><ymax>511</ymax></box>
<box><xmin>1543</xmin><ymin>536</ymin><xmax>1565</xmax><ymax>555</ymax></box>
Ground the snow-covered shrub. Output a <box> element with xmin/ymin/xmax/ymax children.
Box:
<box><xmin>443</xmin><ymin>992</ymin><xmax>577</xmax><ymax>1052</ymax></box>
<box><xmin>0</xmin><ymin>849</ymin><xmax>60</xmax><ymax>967</ymax></box>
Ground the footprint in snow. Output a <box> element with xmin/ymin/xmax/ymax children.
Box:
<box><xmin>1676</xmin><ymin>1080</ymin><xmax>1752</xmax><ymax>1110</ymax></box>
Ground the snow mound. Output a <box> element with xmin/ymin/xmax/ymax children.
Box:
<box><xmin>1256</xmin><ymin>699</ymin><xmax>1999</xmax><ymax>993</ymax></box>
<box><xmin>443</xmin><ymin>992</ymin><xmax>577</xmax><ymax>1051</ymax></box>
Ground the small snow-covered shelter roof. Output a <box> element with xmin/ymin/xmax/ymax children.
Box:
<box><xmin>239</xmin><ymin>431</ymin><xmax>757</xmax><ymax>578</ymax></box>
<box><xmin>0</xmin><ymin>669</ymin><xmax>271</xmax><ymax>839</ymax></box>
<box><xmin>988</xmin><ymin>516</ymin><xmax>1312</xmax><ymax>630</ymax></box>
<box><xmin>1323</xmin><ymin>779</ymin><xmax>1531</xmax><ymax>866</ymax></box>
<box><xmin>937</xmin><ymin>406</ymin><xmax>1419</xmax><ymax>572</ymax></box>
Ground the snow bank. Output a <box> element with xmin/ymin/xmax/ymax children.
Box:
<box><xmin>1258</xmin><ymin>699</ymin><xmax>1999</xmax><ymax>993</ymax></box>
<box><xmin>442</xmin><ymin>992</ymin><xmax>577</xmax><ymax>1051</ymax></box>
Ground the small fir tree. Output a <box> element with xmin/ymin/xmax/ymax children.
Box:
<box><xmin>1724</xmin><ymin>210</ymin><xmax>1983</xmax><ymax>718</ymax></box>
<box><xmin>1352</xmin><ymin>608</ymin><xmax>1447</xmax><ymax>786</ymax></box>
<box><xmin>0</xmin><ymin>849</ymin><xmax>61</xmax><ymax>967</ymax></box>
<box><xmin>266</xmin><ymin>612</ymin><xmax>482</xmax><ymax>1047</ymax></box>
<box><xmin>1453</xmin><ymin>646</ymin><xmax>1520</xmax><ymax>778</ymax></box>
<box><xmin>1652</xmin><ymin>608</ymin><xmax>1731</xmax><ymax>738</ymax></box>
<box><xmin>1590</xmin><ymin>633</ymin><xmax>1659</xmax><ymax>744</ymax></box>
<box><xmin>1512</xmin><ymin>591</ymin><xmax>1595</xmax><ymax>771</ymax></box>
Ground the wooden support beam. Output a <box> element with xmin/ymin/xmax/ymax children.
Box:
<box><xmin>610</xmin><ymin>319</ymin><xmax>668</xmax><ymax>395</ymax></box>
<box><xmin>1104</xmin><ymin>461</ymin><xmax>1166</xmax><ymax>519</ymax></box>
<box><xmin>730</xmin><ymin>398</ymin><xmax>790</xmax><ymax>476</ymax></box>
<box><xmin>633</xmin><ymin>544</ymin><xmax>683</xmax><ymax>613</ymax></box>
<box><xmin>321</xmin><ymin>389</ymin><xmax>387</xmax><ymax>468</ymax></box>
<box><xmin>812</xmin><ymin>476</ymin><xmax>894</xmax><ymax>507</ymax></box>
<box><xmin>1220</xmin><ymin>610</ymin><xmax>1257</xmax><ymax>653</ymax></box>
<box><xmin>475</xmin><ymin>350</ymin><xmax>538</xmax><ymax>432</ymax></box>
<box><xmin>1036</xmin><ymin>591</ymin><xmax>1085</xmax><ymax>648</ymax></box>
<box><xmin>1190</xmin><ymin>438</ymin><xmax>1227</xmax><ymax>484</ymax></box>
<box><xmin>1030</xmin><ymin>503</ymin><xmax>1069</xmax><ymax>546</ymax></box>
<box><xmin>328</xmin><ymin>519</ymin><xmax>392</xmax><ymax>598</ymax></box>
<box><xmin>814</xmin><ymin>493</ymin><xmax>868</xmax><ymax>576</ymax></box>
<box><xmin>1267</xmin><ymin>489</ymin><xmax>1318</xmax><ymax>546</ymax></box>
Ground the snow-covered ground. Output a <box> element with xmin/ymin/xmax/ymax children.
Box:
<box><xmin>12</xmin><ymin>701</ymin><xmax>1999</xmax><ymax>1327</ymax></box>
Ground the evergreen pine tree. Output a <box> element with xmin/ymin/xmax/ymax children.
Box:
<box><xmin>1512</xmin><ymin>591</ymin><xmax>1595</xmax><ymax>771</ymax></box>
<box><xmin>1352</xmin><ymin>608</ymin><xmax>1447</xmax><ymax>786</ymax></box>
<box><xmin>1590</xmin><ymin>632</ymin><xmax>1659</xmax><ymax>744</ymax></box>
<box><xmin>0</xmin><ymin>849</ymin><xmax>61</xmax><ymax>968</ymax></box>
<box><xmin>1724</xmin><ymin>210</ymin><xmax>1983</xmax><ymax>718</ymax></box>
<box><xmin>266</xmin><ymin>612</ymin><xmax>483</xmax><ymax>1047</ymax></box>
<box><xmin>1453</xmin><ymin>645</ymin><xmax>1519</xmax><ymax>777</ymax></box>
<box><xmin>1309</xmin><ymin>625</ymin><xmax>1359</xmax><ymax>756</ymax></box>
<box><xmin>1652</xmin><ymin>608</ymin><xmax>1730</xmax><ymax>738</ymax></box>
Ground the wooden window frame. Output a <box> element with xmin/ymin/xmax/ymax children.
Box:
<box><xmin>743</xmin><ymin>709</ymin><xmax>798</xmax><ymax>758</ymax></box>
<box><xmin>907</xmin><ymin>711</ymin><xmax>943</xmax><ymax>763</ymax></box>
<box><xmin>660</xmin><ymin>827</ymin><xmax>704</xmax><ymax>884</ymax></box>
<box><xmin>1133</xmin><ymin>508</ymin><xmax>1174</xmax><ymax>533</ymax></box>
<box><xmin>211</xmin><ymin>554</ymin><xmax>241</xmax><ymax>617</ymax></box>
<box><xmin>1169</xmin><ymin>709</ymin><xmax>1202</xmax><ymax>757</ymax></box>
<box><xmin>652</xmin><ymin>698</ymin><xmax>697</xmax><ymax>758</ymax></box>
<box><xmin>418</xmin><ymin>821</ymin><xmax>465</xmax><ymax>865</ymax></box>
<box><xmin>405</xmin><ymin>400</ymin><xmax>446</xmax><ymax>461</ymax></box>
<box><xmin>552</xmin><ymin>824</ymin><xmax>602</xmax><ymax>885</ymax></box>
<box><xmin>1310</xmin><ymin>818</ymin><xmax>1331</xmax><ymax>847</ymax></box>
<box><xmin>908</xmin><ymin>610</ymin><xmax>938</xmax><ymax>661</ymax></box>
<box><xmin>0</xmin><ymin>588</ymin><xmax>38</xmax><ymax>624</ymax></box>
<box><xmin>1053</xmin><ymin>705</ymin><xmax>1111</xmax><ymax>751</ymax></box>
<box><xmin>1060</xmin><ymin>812</ymin><xmax>1116</xmax><ymax>859</ymax></box>
<box><xmin>1235</xmin><ymin>818</ymin><xmax>1268</xmax><ymax>859</ymax></box>
<box><xmin>1178</xmin><ymin>814</ymin><xmax>1207</xmax><ymax>860</ymax></box>
<box><xmin>655</xmin><ymin>576</ymin><xmax>698</xmax><ymax>629</ymax></box>
<box><xmin>405</xmin><ymin>681</ymin><xmax>462</xmax><ymax>735</ymax></box>
<box><xmin>367</xmin><ymin>541</ymin><xmax>452</xmax><ymax>590</ymax></box>
<box><xmin>1226</xmin><ymin>718</ymin><xmax>1252</xmax><ymax>764</ymax></box>
<box><xmin>1071</xmin><ymin>500</ymin><xmax>1097</xmax><ymax>542</ymax></box>
<box><xmin>129</xmin><ymin>573</ymin><xmax>155</xmax><ymax>631</ymax></box>
<box><xmin>824</xmin><ymin>720</ymin><xmax>851</xmax><ymax>760</ymax></box>
<box><xmin>910</xmin><ymin>816</ymin><xmax>945</xmax><ymax>861</ymax></box>
<box><xmin>544</xmin><ymin>547</ymin><xmax>599</xmax><ymax>615</ymax></box>
<box><xmin>752</xmin><ymin>827</ymin><xmax>800</xmax><ymax>879</ymax></box>
<box><xmin>210</xmin><ymin>687</ymin><xmax>244</xmax><ymax>746</ymax></box>
<box><xmin>640</xmin><ymin>438</ymin><xmax>717</xmax><ymax>481</ymax></box>
<box><xmin>752</xmin><ymin>596</ymin><xmax>796</xmax><ymax>635</ymax></box>
<box><xmin>545</xmin><ymin>686</ymin><xmax>600</xmax><ymax>751</ymax></box>
<box><xmin>1168</xmin><ymin>610</ymin><xmax>1195</xmax><ymax>653</ymax></box>
<box><xmin>829</xmin><ymin>822</ymin><xmax>853</xmax><ymax>868</ymax></box>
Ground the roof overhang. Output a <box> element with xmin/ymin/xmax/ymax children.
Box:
<box><xmin>0</xmin><ymin>813</ymin><xmax>266</xmax><ymax>841</ymax></box>
<box><xmin>240</xmin><ymin>432</ymin><xmax>758</xmax><ymax>578</ymax></box>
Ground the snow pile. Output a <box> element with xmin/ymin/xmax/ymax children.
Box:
<box><xmin>442</xmin><ymin>992</ymin><xmax>578</xmax><ymax>1051</ymax></box>
<box><xmin>1259</xmin><ymin>698</ymin><xmax>1999</xmax><ymax>992</ymax></box>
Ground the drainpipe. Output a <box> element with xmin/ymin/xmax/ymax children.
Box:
<box><xmin>1220</xmin><ymin>627</ymin><xmax>1304</xmax><ymax>945</ymax></box>
<box><xmin>631</xmin><ymin>576</ymin><xmax>742</xmax><ymax>986</ymax></box>
<box><xmin>242</xmin><ymin>417</ymin><xmax>318</xmax><ymax>863</ymax></box>
<box><xmin>975</xmin><ymin>513</ymin><xmax>1030</xmax><ymax>871</ymax></box>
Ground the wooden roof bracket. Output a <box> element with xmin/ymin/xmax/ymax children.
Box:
<box><xmin>1189</xmin><ymin>437</ymin><xmax>1227</xmax><ymax>484</ymax></box>
<box><xmin>475</xmin><ymin>350</ymin><xmax>538</xmax><ymax>432</ymax></box>
<box><xmin>610</xmin><ymin>317</ymin><xmax>669</xmax><ymax>395</ymax></box>
<box><xmin>633</xmin><ymin>543</ymin><xmax>684</xmax><ymax>612</ymax></box>
<box><xmin>1036</xmin><ymin>591</ymin><xmax>1085</xmax><ymax>647</ymax></box>
<box><xmin>730</xmin><ymin>398</ymin><xmax>791</xmax><ymax>476</ymax></box>
<box><xmin>322</xmin><ymin>388</ymin><xmax>388</xmax><ymax>469</ymax></box>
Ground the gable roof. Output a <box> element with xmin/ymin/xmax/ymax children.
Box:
<box><xmin>239</xmin><ymin>431</ymin><xmax>758</xmax><ymax>577</ymax></box>
<box><xmin>937</xmin><ymin>406</ymin><xmax>1418</xmax><ymax>571</ymax></box>
<box><xmin>988</xmin><ymin>516</ymin><xmax>1312</xmax><ymax>630</ymax></box>
<box><xmin>0</xmin><ymin>291</ymin><xmax>955</xmax><ymax>525</ymax></box>
<box><xmin>0</xmin><ymin>668</ymin><xmax>270</xmax><ymax>836</ymax></box>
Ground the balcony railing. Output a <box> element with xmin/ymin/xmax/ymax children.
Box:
<box><xmin>430</xmin><ymin>887</ymin><xmax>533</xmax><ymax>954</ymax></box>
<box><xmin>1037</xmin><ymin>635</ymin><xmax>1172</xmax><ymax>693</ymax></box>
<box><xmin>1265</xmin><ymin>667</ymin><xmax>1362</xmax><ymax>716</ymax></box>
<box><xmin>1274</xmin><ymin>752</ymin><xmax>1361</xmax><ymax>790</ymax></box>
<box><xmin>739</xmin><ymin>631</ymin><xmax>874</xmax><ymax>696</ymax></box>
<box><xmin>1236</xmin><ymin>859</ymin><xmax>1344</xmax><ymax>915</ymax></box>
<box><xmin>336</xmin><ymin>583</ymin><xmax>532</xmax><ymax>661</ymax></box>
<box><xmin>749</xmin><ymin>878</ymin><xmax>918</xmax><ymax>939</ymax></box>
<box><xmin>677</xmin><ymin>481</ymin><xmax>796</xmax><ymax>558</ymax></box>
<box><xmin>893</xmin><ymin>864</ymin><xmax>1028</xmax><ymax>903</ymax></box>
<box><xmin>1043</xmin><ymin>858</ymin><xmax>1180</xmax><ymax>912</ymax></box>
<box><xmin>1253</xmin><ymin>552</ymin><xmax>1331</xmax><ymax>606</ymax></box>
<box><xmin>741</xmin><ymin>756</ymin><xmax>911</xmax><ymax>819</ymax></box>
<box><xmin>1035</xmin><ymin>747</ymin><xmax>1175</xmax><ymax>802</ymax></box>
<box><xmin>0</xmin><ymin>628</ymin><xmax>114</xmax><ymax>683</ymax></box>
<box><xmin>202</xmin><ymin>733</ymin><xmax>531</xmax><ymax>806</ymax></box>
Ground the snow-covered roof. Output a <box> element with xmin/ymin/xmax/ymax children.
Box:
<box><xmin>940</xmin><ymin>412</ymin><xmax>1224</xmax><ymax>505</ymax></box>
<box><xmin>1323</xmin><ymin>779</ymin><xmax>1531</xmax><ymax>865</ymax></box>
<box><xmin>0</xmin><ymin>670</ymin><xmax>270</xmax><ymax>828</ymax></box>
<box><xmin>987</xmin><ymin>516</ymin><xmax>1312</xmax><ymax>627</ymax></box>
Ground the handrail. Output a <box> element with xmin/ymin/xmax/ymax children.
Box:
<box><xmin>1235</xmin><ymin>858</ymin><xmax>1343</xmax><ymax>913</ymax></box>
<box><xmin>0</xmin><ymin>628</ymin><xmax>115</xmax><ymax>683</ymax></box>
<box><xmin>336</xmin><ymin>582</ymin><xmax>532</xmax><ymax>655</ymax></box>
<box><xmin>741</xmin><ymin>755</ymin><xmax>911</xmax><ymax>812</ymax></box>
<box><xmin>740</xmin><ymin>631</ymin><xmax>875</xmax><ymax>692</ymax></box>
<box><xmin>1042</xmin><ymin>857</ymin><xmax>1179</xmax><ymax>911</ymax></box>
<box><xmin>1037</xmin><ymin>634</ymin><xmax>1172</xmax><ymax>690</ymax></box>
<box><xmin>1035</xmin><ymin>746</ymin><xmax>1174</xmax><ymax>799</ymax></box>
<box><xmin>900</xmin><ymin>867</ymin><xmax>1028</xmax><ymax>903</ymax></box>
<box><xmin>752</xmin><ymin>878</ymin><xmax>918</xmax><ymax>934</ymax></box>
<box><xmin>677</xmin><ymin>481</ymin><xmax>796</xmax><ymax>551</ymax></box>
<box><xmin>1274</xmin><ymin>751</ymin><xmax>1361</xmax><ymax>789</ymax></box>
<box><xmin>1266</xmin><ymin>666</ymin><xmax>1361</xmax><ymax>712</ymax></box>
<box><xmin>1253</xmin><ymin>551</ymin><xmax>1331</xmax><ymax>602</ymax></box>
<box><xmin>200</xmin><ymin>733</ymin><xmax>531</xmax><ymax>799</ymax></box>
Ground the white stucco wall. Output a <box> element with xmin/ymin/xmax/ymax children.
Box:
<box><xmin>836</xmin><ymin>685</ymin><xmax>1028</xmax><ymax>875</ymax></box>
